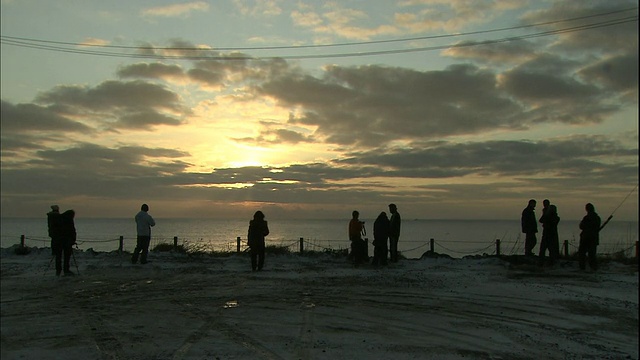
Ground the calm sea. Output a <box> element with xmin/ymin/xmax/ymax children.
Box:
<box><xmin>1</xmin><ymin>218</ymin><xmax>637</xmax><ymax>259</ymax></box>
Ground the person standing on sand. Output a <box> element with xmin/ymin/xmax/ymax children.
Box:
<box><xmin>538</xmin><ymin>204</ymin><xmax>560</xmax><ymax>266</ymax></box>
<box><xmin>538</xmin><ymin>199</ymin><xmax>550</xmax><ymax>225</ymax></box>
<box><xmin>47</xmin><ymin>205</ymin><xmax>62</xmax><ymax>256</ymax></box>
<box><xmin>388</xmin><ymin>204</ymin><xmax>401</xmax><ymax>262</ymax></box>
<box><xmin>248</xmin><ymin>211</ymin><xmax>269</xmax><ymax>271</ymax></box>
<box><xmin>132</xmin><ymin>204</ymin><xmax>155</xmax><ymax>265</ymax></box>
<box><xmin>371</xmin><ymin>211</ymin><xmax>390</xmax><ymax>266</ymax></box>
<box><xmin>58</xmin><ymin>209</ymin><xmax>77</xmax><ymax>276</ymax></box>
<box><xmin>348</xmin><ymin>211</ymin><xmax>367</xmax><ymax>265</ymax></box>
<box><xmin>578</xmin><ymin>203</ymin><xmax>601</xmax><ymax>271</ymax></box>
<box><xmin>521</xmin><ymin>199</ymin><xmax>538</xmax><ymax>256</ymax></box>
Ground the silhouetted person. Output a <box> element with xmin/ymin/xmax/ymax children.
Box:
<box><xmin>348</xmin><ymin>210</ymin><xmax>367</xmax><ymax>265</ymax></box>
<box><xmin>132</xmin><ymin>204</ymin><xmax>155</xmax><ymax>265</ymax></box>
<box><xmin>538</xmin><ymin>199</ymin><xmax>550</xmax><ymax>224</ymax></box>
<box><xmin>579</xmin><ymin>203</ymin><xmax>601</xmax><ymax>271</ymax></box>
<box><xmin>371</xmin><ymin>212</ymin><xmax>390</xmax><ymax>266</ymax></box>
<box><xmin>521</xmin><ymin>199</ymin><xmax>537</xmax><ymax>256</ymax></box>
<box><xmin>538</xmin><ymin>204</ymin><xmax>560</xmax><ymax>266</ymax></box>
<box><xmin>58</xmin><ymin>209</ymin><xmax>76</xmax><ymax>276</ymax></box>
<box><xmin>388</xmin><ymin>204</ymin><xmax>401</xmax><ymax>262</ymax></box>
<box><xmin>248</xmin><ymin>211</ymin><xmax>269</xmax><ymax>271</ymax></box>
<box><xmin>47</xmin><ymin>205</ymin><xmax>62</xmax><ymax>256</ymax></box>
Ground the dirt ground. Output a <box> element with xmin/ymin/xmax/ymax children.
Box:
<box><xmin>1</xmin><ymin>247</ymin><xmax>638</xmax><ymax>360</ymax></box>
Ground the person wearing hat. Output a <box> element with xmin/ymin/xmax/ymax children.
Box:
<box><xmin>388</xmin><ymin>204</ymin><xmax>401</xmax><ymax>262</ymax></box>
<box><xmin>47</xmin><ymin>205</ymin><xmax>62</xmax><ymax>257</ymax></box>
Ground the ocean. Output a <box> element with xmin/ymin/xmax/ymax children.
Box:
<box><xmin>1</xmin><ymin>217</ymin><xmax>637</xmax><ymax>259</ymax></box>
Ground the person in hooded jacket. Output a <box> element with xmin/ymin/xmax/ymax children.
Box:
<box><xmin>57</xmin><ymin>209</ymin><xmax>77</xmax><ymax>276</ymax></box>
<box><xmin>248</xmin><ymin>211</ymin><xmax>269</xmax><ymax>271</ymax></box>
<box><xmin>371</xmin><ymin>212</ymin><xmax>390</xmax><ymax>266</ymax></box>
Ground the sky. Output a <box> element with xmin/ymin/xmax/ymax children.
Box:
<box><xmin>1</xmin><ymin>0</ymin><xmax>638</xmax><ymax>221</ymax></box>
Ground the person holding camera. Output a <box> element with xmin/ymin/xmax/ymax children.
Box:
<box><xmin>348</xmin><ymin>210</ymin><xmax>367</xmax><ymax>265</ymax></box>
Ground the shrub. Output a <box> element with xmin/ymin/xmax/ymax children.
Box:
<box><xmin>152</xmin><ymin>243</ymin><xmax>186</xmax><ymax>253</ymax></box>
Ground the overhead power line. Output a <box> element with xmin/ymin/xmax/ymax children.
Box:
<box><xmin>0</xmin><ymin>12</ymin><xmax>637</xmax><ymax>61</ymax></box>
<box><xmin>2</xmin><ymin>6</ymin><xmax>637</xmax><ymax>52</ymax></box>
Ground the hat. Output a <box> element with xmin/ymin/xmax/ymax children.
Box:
<box><xmin>51</xmin><ymin>205</ymin><xmax>59</xmax><ymax>211</ymax></box>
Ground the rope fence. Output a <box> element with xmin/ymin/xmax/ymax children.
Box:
<box><xmin>4</xmin><ymin>234</ymin><xmax>638</xmax><ymax>260</ymax></box>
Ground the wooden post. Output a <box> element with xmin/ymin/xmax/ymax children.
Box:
<box><xmin>496</xmin><ymin>239</ymin><xmax>501</xmax><ymax>256</ymax></box>
<box><xmin>20</xmin><ymin>235</ymin><xmax>25</xmax><ymax>248</ymax></box>
<box><xmin>299</xmin><ymin>237</ymin><xmax>304</xmax><ymax>254</ymax></box>
<box><xmin>430</xmin><ymin>238</ymin><xmax>434</xmax><ymax>252</ymax></box>
<box><xmin>564</xmin><ymin>240</ymin><xmax>569</xmax><ymax>258</ymax></box>
<box><xmin>237</xmin><ymin>237</ymin><xmax>241</xmax><ymax>253</ymax></box>
<box><xmin>173</xmin><ymin>236</ymin><xmax>178</xmax><ymax>251</ymax></box>
<box><xmin>119</xmin><ymin>236</ymin><xmax>124</xmax><ymax>253</ymax></box>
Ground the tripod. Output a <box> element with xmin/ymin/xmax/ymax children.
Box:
<box><xmin>44</xmin><ymin>244</ymin><xmax>80</xmax><ymax>276</ymax></box>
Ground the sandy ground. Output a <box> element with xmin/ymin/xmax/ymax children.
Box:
<box><xmin>1</xmin><ymin>246</ymin><xmax>638</xmax><ymax>360</ymax></box>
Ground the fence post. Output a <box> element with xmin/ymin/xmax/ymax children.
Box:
<box><xmin>564</xmin><ymin>240</ymin><xmax>569</xmax><ymax>258</ymax></box>
<box><xmin>237</xmin><ymin>237</ymin><xmax>241</xmax><ymax>253</ymax></box>
<box><xmin>496</xmin><ymin>239</ymin><xmax>501</xmax><ymax>256</ymax></box>
<box><xmin>20</xmin><ymin>235</ymin><xmax>25</xmax><ymax>248</ymax></box>
<box><xmin>430</xmin><ymin>238</ymin><xmax>434</xmax><ymax>252</ymax></box>
<box><xmin>173</xmin><ymin>237</ymin><xmax>178</xmax><ymax>251</ymax></box>
<box><xmin>299</xmin><ymin>237</ymin><xmax>304</xmax><ymax>254</ymax></box>
<box><xmin>119</xmin><ymin>236</ymin><xmax>124</xmax><ymax>253</ymax></box>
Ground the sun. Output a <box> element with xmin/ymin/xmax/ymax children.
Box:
<box><xmin>227</xmin><ymin>144</ymin><xmax>271</xmax><ymax>168</ymax></box>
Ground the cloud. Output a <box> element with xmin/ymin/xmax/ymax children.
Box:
<box><xmin>33</xmin><ymin>80</ymin><xmax>189</xmax><ymax>131</ymax></box>
<box><xmin>0</xmin><ymin>100</ymin><xmax>93</xmax><ymax>134</ymax></box>
<box><xmin>117</xmin><ymin>63</ymin><xmax>186</xmax><ymax>81</ymax></box>
<box><xmin>141</xmin><ymin>1</ymin><xmax>209</xmax><ymax>18</ymax></box>
<box><xmin>520</xmin><ymin>1</ymin><xmax>638</xmax><ymax>54</ymax></box>
<box><xmin>3</xmin><ymin>133</ymin><xmax>634</xmax><ymax>219</ymax></box>
<box><xmin>292</xmin><ymin>3</ymin><xmax>399</xmax><ymax>40</ymax></box>
<box><xmin>257</xmin><ymin>64</ymin><xmax>526</xmax><ymax>146</ymax></box>
<box><xmin>442</xmin><ymin>40</ymin><xmax>539</xmax><ymax>64</ymax></box>
<box><xmin>233</xmin><ymin>0</ymin><xmax>282</xmax><ymax>17</ymax></box>
<box><xmin>579</xmin><ymin>53</ymin><xmax>639</xmax><ymax>94</ymax></box>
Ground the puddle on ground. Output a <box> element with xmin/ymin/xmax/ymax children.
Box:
<box><xmin>224</xmin><ymin>300</ymin><xmax>239</xmax><ymax>309</ymax></box>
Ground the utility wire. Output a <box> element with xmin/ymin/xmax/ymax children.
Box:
<box><xmin>1</xmin><ymin>16</ymin><xmax>637</xmax><ymax>61</ymax></box>
<box><xmin>1</xmin><ymin>6</ymin><xmax>637</xmax><ymax>51</ymax></box>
